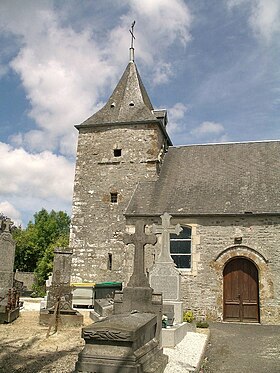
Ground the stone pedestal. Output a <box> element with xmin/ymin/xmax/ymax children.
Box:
<box><xmin>75</xmin><ymin>312</ymin><xmax>168</xmax><ymax>373</ymax></box>
<box><xmin>0</xmin><ymin>306</ymin><xmax>19</xmax><ymax>324</ymax></box>
<box><xmin>90</xmin><ymin>298</ymin><xmax>114</xmax><ymax>322</ymax></box>
<box><xmin>114</xmin><ymin>287</ymin><xmax>163</xmax><ymax>343</ymax></box>
<box><xmin>163</xmin><ymin>300</ymin><xmax>183</xmax><ymax>324</ymax></box>
<box><xmin>39</xmin><ymin>247</ymin><xmax>83</xmax><ymax>326</ymax></box>
<box><xmin>39</xmin><ymin>308</ymin><xmax>83</xmax><ymax>326</ymax></box>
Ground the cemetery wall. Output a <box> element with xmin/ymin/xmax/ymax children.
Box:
<box><xmin>70</xmin><ymin>123</ymin><xmax>166</xmax><ymax>284</ymax></box>
<box><xmin>14</xmin><ymin>271</ymin><xmax>35</xmax><ymax>292</ymax></box>
<box><xmin>168</xmin><ymin>215</ymin><xmax>280</xmax><ymax>325</ymax></box>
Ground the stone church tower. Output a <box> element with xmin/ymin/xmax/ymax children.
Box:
<box><xmin>70</xmin><ymin>51</ymin><xmax>171</xmax><ymax>284</ymax></box>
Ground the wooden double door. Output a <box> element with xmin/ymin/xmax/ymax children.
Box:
<box><xmin>223</xmin><ymin>258</ymin><xmax>259</xmax><ymax>322</ymax></box>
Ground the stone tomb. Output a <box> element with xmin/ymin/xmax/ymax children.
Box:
<box><xmin>39</xmin><ymin>247</ymin><xmax>83</xmax><ymax>326</ymax></box>
<box><xmin>75</xmin><ymin>220</ymin><xmax>168</xmax><ymax>373</ymax></box>
<box><xmin>150</xmin><ymin>213</ymin><xmax>187</xmax><ymax>347</ymax></box>
<box><xmin>0</xmin><ymin>218</ymin><xmax>20</xmax><ymax>324</ymax></box>
<box><xmin>90</xmin><ymin>298</ymin><xmax>114</xmax><ymax>322</ymax></box>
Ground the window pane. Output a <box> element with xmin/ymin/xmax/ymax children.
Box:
<box><xmin>171</xmin><ymin>255</ymin><xmax>191</xmax><ymax>269</ymax></box>
<box><xmin>170</xmin><ymin>241</ymin><xmax>183</xmax><ymax>253</ymax></box>
<box><xmin>170</xmin><ymin>240</ymin><xmax>191</xmax><ymax>254</ymax></box>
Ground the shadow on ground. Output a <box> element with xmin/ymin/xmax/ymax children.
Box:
<box><xmin>0</xmin><ymin>335</ymin><xmax>80</xmax><ymax>373</ymax></box>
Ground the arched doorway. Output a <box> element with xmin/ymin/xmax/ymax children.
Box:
<box><xmin>223</xmin><ymin>257</ymin><xmax>259</xmax><ymax>322</ymax></box>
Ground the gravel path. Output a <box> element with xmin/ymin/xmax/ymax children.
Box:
<box><xmin>164</xmin><ymin>331</ymin><xmax>208</xmax><ymax>373</ymax></box>
<box><xmin>0</xmin><ymin>299</ymin><xmax>208</xmax><ymax>372</ymax></box>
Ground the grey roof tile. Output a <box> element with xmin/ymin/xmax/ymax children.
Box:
<box><xmin>126</xmin><ymin>141</ymin><xmax>280</xmax><ymax>216</ymax></box>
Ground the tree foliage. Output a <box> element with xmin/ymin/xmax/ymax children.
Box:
<box><xmin>13</xmin><ymin>208</ymin><xmax>71</xmax><ymax>293</ymax></box>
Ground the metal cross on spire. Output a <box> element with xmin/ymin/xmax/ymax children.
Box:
<box><xmin>129</xmin><ymin>21</ymin><xmax>136</xmax><ymax>62</ymax></box>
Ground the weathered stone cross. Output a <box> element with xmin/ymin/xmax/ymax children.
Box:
<box><xmin>152</xmin><ymin>212</ymin><xmax>182</xmax><ymax>263</ymax></box>
<box><xmin>2</xmin><ymin>218</ymin><xmax>13</xmax><ymax>233</ymax></box>
<box><xmin>124</xmin><ymin>220</ymin><xmax>157</xmax><ymax>288</ymax></box>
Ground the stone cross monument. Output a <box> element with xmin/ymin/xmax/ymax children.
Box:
<box><xmin>75</xmin><ymin>219</ymin><xmax>168</xmax><ymax>373</ymax></box>
<box><xmin>150</xmin><ymin>212</ymin><xmax>183</xmax><ymax>324</ymax></box>
<box><xmin>124</xmin><ymin>220</ymin><xmax>157</xmax><ymax>288</ymax></box>
<box><xmin>152</xmin><ymin>212</ymin><xmax>182</xmax><ymax>263</ymax></box>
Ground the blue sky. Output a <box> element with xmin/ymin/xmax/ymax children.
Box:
<box><xmin>0</xmin><ymin>0</ymin><xmax>279</xmax><ymax>226</ymax></box>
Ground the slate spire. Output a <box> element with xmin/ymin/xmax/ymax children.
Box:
<box><xmin>78</xmin><ymin>22</ymin><xmax>160</xmax><ymax>127</ymax></box>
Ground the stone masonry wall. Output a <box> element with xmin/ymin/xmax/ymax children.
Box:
<box><xmin>70</xmin><ymin>123</ymin><xmax>167</xmax><ymax>284</ymax></box>
<box><xmin>163</xmin><ymin>215</ymin><xmax>280</xmax><ymax>325</ymax></box>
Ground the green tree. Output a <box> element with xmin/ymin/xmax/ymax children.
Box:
<box><xmin>13</xmin><ymin>208</ymin><xmax>71</xmax><ymax>294</ymax></box>
<box><xmin>35</xmin><ymin>233</ymin><xmax>70</xmax><ymax>289</ymax></box>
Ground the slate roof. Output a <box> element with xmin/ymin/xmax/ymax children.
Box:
<box><xmin>126</xmin><ymin>141</ymin><xmax>280</xmax><ymax>216</ymax></box>
<box><xmin>77</xmin><ymin>61</ymin><xmax>158</xmax><ymax>126</ymax></box>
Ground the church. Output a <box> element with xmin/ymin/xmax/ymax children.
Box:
<box><xmin>69</xmin><ymin>42</ymin><xmax>280</xmax><ymax>325</ymax></box>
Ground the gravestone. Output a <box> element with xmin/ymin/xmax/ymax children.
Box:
<box><xmin>150</xmin><ymin>213</ymin><xmax>182</xmax><ymax>303</ymax></box>
<box><xmin>39</xmin><ymin>247</ymin><xmax>83</xmax><ymax>326</ymax></box>
<box><xmin>150</xmin><ymin>212</ymin><xmax>183</xmax><ymax>321</ymax></box>
<box><xmin>149</xmin><ymin>213</ymin><xmax>187</xmax><ymax>347</ymax></box>
<box><xmin>75</xmin><ymin>220</ymin><xmax>168</xmax><ymax>373</ymax></box>
<box><xmin>0</xmin><ymin>218</ymin><xmax>20</xmax><ymax>323</ymax></box>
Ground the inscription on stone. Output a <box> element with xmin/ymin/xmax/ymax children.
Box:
<box><xmin>150</xmin><ymin>276</ymin><xmax>179</xmax><ymax>301</ymax></box>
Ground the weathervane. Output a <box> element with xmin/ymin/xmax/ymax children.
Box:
<box><xmin>129</xmin><ymin>21</ymin><xmax>136</xmax><ymax>62</ymax></box>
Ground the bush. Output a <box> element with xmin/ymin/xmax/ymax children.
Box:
<box><xmin>183</xmin><ymin>310</ymin><xmax>195</xmax><ymax>323</ymax></box>
<box><xmin>196</xmin><ymin>320</ymin><xmax>209</xmax><ymax>328</ymax></box>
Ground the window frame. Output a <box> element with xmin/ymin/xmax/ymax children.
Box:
<box><xmin>170</xmin><ymin>226</ymin><xmax>192</xmax><ymax>270</ymax></box>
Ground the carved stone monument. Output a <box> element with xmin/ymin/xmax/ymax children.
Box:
<box><xmin>150</xmin><ymin>213</ymin><xmax>183</xmax><ymax>321</ymax></box>
<box><xmin>149</xmin><ymin>213</ymin><xmax>187</xmax><ymax>347</ymax></box>
<box><xmin>39</xmin><ymin>247</ymin><xmax>83</xmax><ymax>326</ymax></box>
<box><xmin>75</xmin><ymin>220</ymin><xmax>168</xmax><ymax>373</ymax></box>
<box><xmin>0</xmin><ymin>218</ymin><xmax>20</xmax><ymax>323</ymax></box>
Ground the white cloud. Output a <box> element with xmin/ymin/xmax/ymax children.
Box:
<box><xmin>190</xmin><ymin>121</ymin><xmax>229</xmax><ymax>143</ymax></box>
<box><xmin>152</xmin><ymin>62</ymin><xmax>173</xmax><ymax>85</ymax></box>
<box><xmin>0</xmin><ymin>1</ymin><xmax>193</xmax><ymax>156</ymax></box>
<box><xmin>0</xmin><ymin>201</ymin><xmax>22</xmax><ymax>227</ymax></box>
<box><xmin>227</xmin><ymin>0</ymin><xmax>280</xmax><ymax>42</ymax></box>
<box><xmin>0</xmin><ymin>142</ymin><xmax>74</xmax><ymax>202</ymax></box>
<box><xmin>167</xmin><ymin>102</ymin><xmax>189</xmax><ymax>135</ymax></box>
<box><xmin>192</xmin><ymin>121</ymin><xmax>225</xmax><ymax>136</ymax></box>
<box><xmin>0</xmin><ymin>1</ymin><xmax>193</xmax><ymax>224</ymax></box>
<box><xmin>249</xmin><ymin>0</ymin><xmax>280</xmax><ymax>41</ymax></box>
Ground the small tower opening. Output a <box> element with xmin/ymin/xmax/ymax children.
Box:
<box><xmin>114</xmin><ymin>148</ymin><xmax>122</xmax><ymax>157</ymax></box>
<box><xmin>110</xmin><ymin>192</ymin><xmax>118</xmax><ymax>203</ymax></box>
<box><xmin>129</xmin><ymin>101</ymin><xmax>135</xmax><ymax>107</ymax></box>
<box><xmin>108</xmin><ymin>253</ymin><xmax>112</xmax><ymax>270</ymax></box>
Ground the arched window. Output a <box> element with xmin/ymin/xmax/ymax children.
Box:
<box><xmin>170</xmin><ymin>226</ymin><xmax>191</xmax><ymax>269</ymax></box>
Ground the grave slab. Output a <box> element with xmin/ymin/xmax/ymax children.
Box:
<box><xmin>76</xmin><ymin>312</ymin><xmax>168</xmax><ymax>373</ymax></box>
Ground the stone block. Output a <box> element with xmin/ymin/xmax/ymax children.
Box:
<box><xmin>75</xmin><ymin>312</ymin><xmax>168</xmax><ymax>373</ymax></box>
<box><xmin>162</xmin><ymin>323</ymin><xmax>189</xmax><ymax>348</ymax></box>
<box><xmin>0</xmin><ymin>307</ymin><xmax>20</xmax><ymax>324</ymax></box>
<box><xmin>39</xmin><ymin>309</ymin><xmax>83</xmax><ymax>327</ymax></box>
